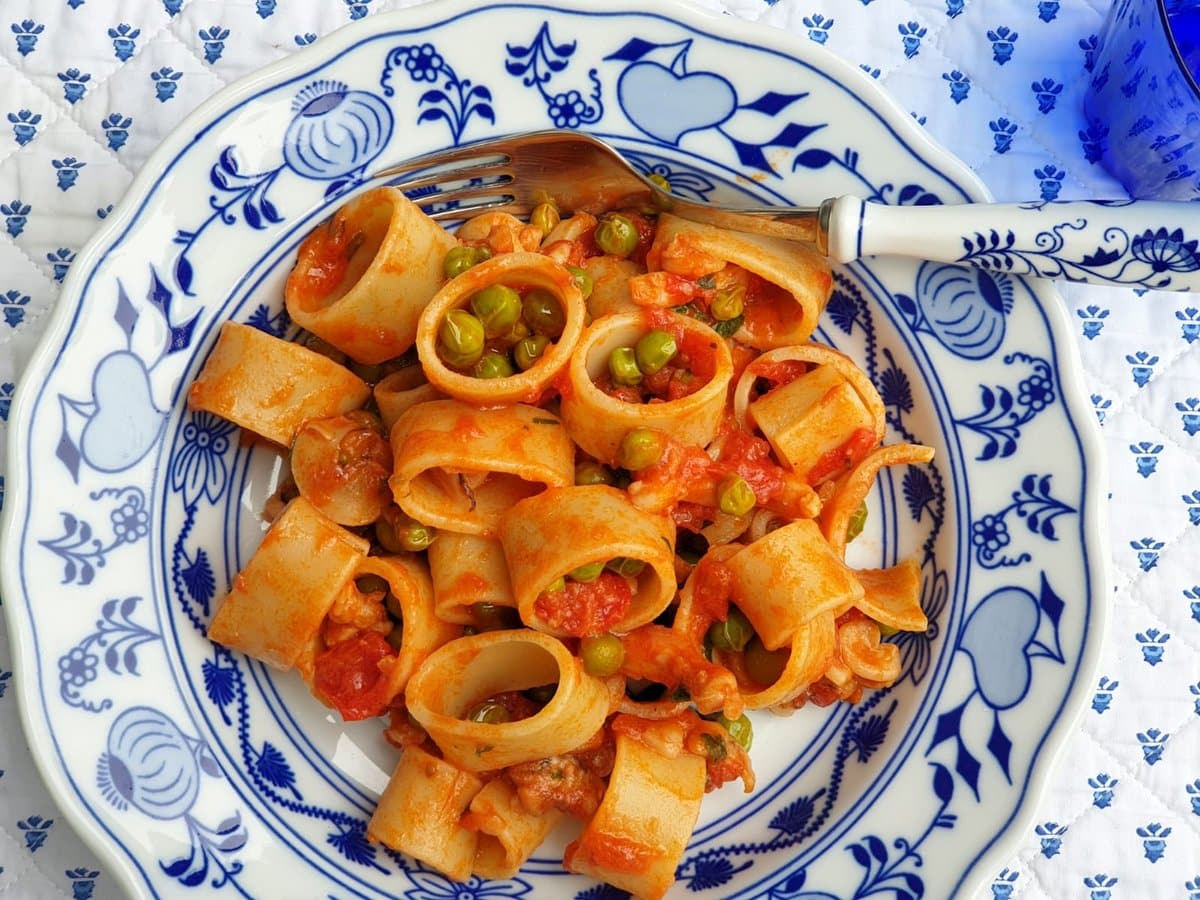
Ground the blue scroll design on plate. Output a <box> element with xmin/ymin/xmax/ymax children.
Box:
<box><xmin>40</xmin><ymin>486</ymin><xmax>148</xmax><ymax>585</ymax></box>
<box><xmin>58</xmin><ymin>595</ymin><xmax>159</xmax><ymax>712</ymax></box>
<box><xmin>172</xmin><ymin>81</ymin><xmax>393</xmax><ymax>294</ymax></box>
<box><xmin>506</xmin><ymin>23</ymin><xmax>602</xmax><ymax>129</ymax></box>
<box><xmin>381</xmin><ymin>43</ymin><xmax>496</xmax><ymax>144</ymax></box>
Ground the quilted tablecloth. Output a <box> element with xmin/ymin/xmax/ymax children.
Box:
<box><xmin>1</xmin><ymin>0</ymin><xmax>1197</xmax><ymax>898</ymax></box>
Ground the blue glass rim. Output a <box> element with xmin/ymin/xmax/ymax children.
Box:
<box><xmin>1158</xmin><ymin>0</ymin><xmax>1200</xmax><ymax>101</ymax></box>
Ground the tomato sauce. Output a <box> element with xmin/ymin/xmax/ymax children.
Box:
<box><xmin>806</xmin><ymin>426</ymin><xmax>876</xmax><ymax>485</ymax></box>
<box><xmin>534</xmin><ymin>572</ymin><xmax>633</xmax><ymax>636</ymax></box>
<box><xmin>313</xmin><ymin>630</ymin><xmax>396</xmax><ymax>721</ymax></box>
<box><xmin>289</xmin><ymin>215</ymin><xmax>359</xmax><ymax>307</ymax></box>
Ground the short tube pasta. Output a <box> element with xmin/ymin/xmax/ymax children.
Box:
<box><xmin>188</xmin><ymin>321</ymin><xmax>370</xmax><ymax>447</ymax></box>
<box><xmin>464</xmin><ymin>779</ymin><xmax>563</xmax><ymax>880</ymax></box>
<box><xmin>564</xmin><ymin>731</ymin><xmax>706</xmax><ymax>900</ymax></box>
<box><xmin>285</xmin><ymin>187</ymin><xmax>456</xmax><ymax>364</ymax></box>
<box><xmin>427</xmin><ymin>532</ymin><xmax>517</xmax><ymax>625</ymax></box>
<box><xmin>498</xmin><ymin>485</ymin><xmax>676</xmax><ymax>637</ymax></box>
<box><xmin>416</xmin><ymin>252</ymin><xmax>586</xmax><ymax>406</ymax></box>
<box><xmin>559</xmin><ymin>310</ymin><xmax>733</xmax><ymax>466</ymax></box>
<box><xmin>388</xmin><ymin>398</ymin><xmax>575</xmax><ymax>537</ymax></box>
<box><xmin>723</xmin><ymin>519</ymin><xmax>864</xmax><ymax>651</ymax></box>
<box><xmin>645</xmin><ymin>213</ymin><xmax>833</xmax><ymax>349</ymax></box>
<box><xmin>404</xmin><ymin>629</ymin><xmax>613</xmax><ymax>771</ymax></box>
<box><xmin>207</xmin><ymin>496</ymin><xmax>368</xmax><ymax>669</ymax></box>
<box><xmin>368</xmin><ymin>745</ymin><xmax>484</xmax><ymax>882</ymax></box>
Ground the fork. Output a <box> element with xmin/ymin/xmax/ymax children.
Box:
<box><xmin>374</xmin><ymin>129</ymin><xmax>1200</xmax><ymax>292</ymax></box>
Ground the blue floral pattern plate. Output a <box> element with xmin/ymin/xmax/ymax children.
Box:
<box><xmin>0</xmin><ymin>1</ymin><xmax>1108</xmax><ymax>897</ymax></box>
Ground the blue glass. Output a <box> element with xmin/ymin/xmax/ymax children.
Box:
<box><xmin>1084</xmin><ymin>0</ymin><xmax>1200</xmax><ymax>199</ymax></box>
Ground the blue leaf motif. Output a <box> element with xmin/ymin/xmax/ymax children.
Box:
<box><xmin>987</xmin><ymin>715</ymin><xmax>1013</xmax><ymax>778</ymax></box>
<box><xmin>932</xmin><ymin>762</ymin><xmax>954</xmax><ymax>803</ymax></box>
<box><xmin>741</xmin><ymin>90</ymin><xmax>808</xmax><ymax>114</ymax></box>
<box><xmin>603</xmin><ymin>37</ymin><xmax>659</xmax><ymax>62</ymax></box>
<box><xmin>182</xmin><ymin>549</ymin><xmax>216</xmax><ymax>608</ymax></box>
<box><xmin>793</xmin><ymin>148</ymin><xmax>836</xmax><ymax>170</ymax></box>
<box><xmin>256</xmin><ymin>742</ymin><xmax>296</xmax><ymax>790</ymax></box>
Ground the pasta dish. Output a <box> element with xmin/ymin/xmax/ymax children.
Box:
<box><xmin>188</xmin><ymin>182</ymin><xmax>933</xmax><ymax>898</ymax></box>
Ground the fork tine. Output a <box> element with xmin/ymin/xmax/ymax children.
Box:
<box><xmin>384</xmin><ymin>161</ymin><xmax>513</xmax><ymax>196</ymax></box>
<box><xmin>423</xmin><ymin>199</ymin><xmax>530</xmax><ymax>222</ymax></box>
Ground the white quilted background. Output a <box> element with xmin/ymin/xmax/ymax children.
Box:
<box><xmin>1</xmin><ymin>0</ymin><xmax>1199</xmax><ymax>898</ymax></box>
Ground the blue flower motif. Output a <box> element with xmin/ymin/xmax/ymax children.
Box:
<box><xmin>1130</xmin><ymin>227</ymin><xmax>1200</xmax><ymax>274</ymax></box>
<box><xmin>943</xmin><ymin>70</ymin><xmax>970</xmax><ymax>103</ymax></box>
<box><xmin>58</xmin><ymin>646</ymin><xmax>98</xmax><ymax>688</ymax></box>
<box><xmin>1017</xmin><ymin>371</ymin><xmax>1054</xmax><ymax>413</ymax></box>
<box><xmin>107</xmin><ymin>23</ymin><xmax>140</xmax><ymax>62</ymax></box>
<box><xmin>2</xmin><ymin>199</ymin><xmax>32</xmax><ymax>237</ymax></box>
<box><xmin>1031</xmin><ymin>77</ymin><xmax>1062</xmax><ymax>114</ymax></box>
<box><xmin>101</xmin><ymin>113</ymin><xmax>133</xmax><ymax>151</ymax></box>
<box><xmin>803</xmin><ymin>14</ymin><xmax>834</xmax><ymax>44</ymax></box>
<box><xmin>11</xmin><ymin>19</ymin><xmax>44</xmax><ymax>56</ymax></box>
<box><xmin>1</xmin><ymin>289</ymin><xmax>30</xmax><ymax>327</ymax></box>
<box><xmin>8</xmin><ymin>109</ymin><xmax>42</xmax><ymax>146</ymax></box>
<box><xmin>169</xmin><ymin>412</ymin><xmax>236</xmax><ymax>508</ymax></box>
<box><xmin>898</xmin><ymin>21</ymin><xmax>927</xmax><ymax>59</ymax></box>
<box><xmin>111</xmin><ymin>494</ymin><xmax>149</xmax><ymax>543</ymax></box>
<box><xmin>57</xmin><ymin>68</ymin><xmax>91</xmax><ymax>104</ymax></box>
<box><xmin>198</xmin><ymin>26</ymin><xmax>230</xmax><ymax>64</ymax></box>
<box><xmin>548</xmin><ymin>89</ymin><xmax>590</xmax><ymax>128</ymax></box>
<box><xmin>990</xmin><ymin>117</ymin><xmax>1017</xmax><ymax>154</ymax></box>
<box><xmin>403</xmin><ymin>43</ymin><xmax>444</xmax><ymax>82</ymax></box>
<box><xmin>987</xmin><ymin>27</ymin><xmax>1019</xmax><ymax>64</ymax></box>
<box><xmin>971</xmin><ymin>513</ymin><xmax>1010</xmax><ymax>554</ymax></box>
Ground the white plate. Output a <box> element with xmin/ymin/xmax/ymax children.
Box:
<box><xmin>0</xmin><ymin>1</ymin><xmax>1108</xmax><ymax>897</ymax></box>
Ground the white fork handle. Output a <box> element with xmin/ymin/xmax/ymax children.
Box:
<box><xmin>823</xmin><ymin>196</ymin><xmax>1200</xmax><ymax>292</ymax></box>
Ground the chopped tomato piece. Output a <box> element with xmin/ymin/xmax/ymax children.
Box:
<box><xmin>313</xmin><ymin>630</ymin><xmax>395</xmax><ymax>721</ymax></box>
<box><xmin>806</xmin><ymin>426</ymin><xmax>877</xmax><ymax>485</ymax></box>
<box><xmin>534</xmin><ymin>572</ymin><xmax>633</xmax><ymax>636</ymax></box>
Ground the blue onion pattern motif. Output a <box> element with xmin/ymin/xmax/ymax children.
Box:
<box><xmin>895</xmin><ymin>261</ymin><xmax>1012</xmax><ymax>360</ymax></box>
<box><xmin>98</xmin><ymin>707</ymin><xmax>204</xmax><ymax>818</ymax></box>
<box><xmin>283</xmin><ymin>80</ymin><xmax>392</xmax><ymax>180</ymax></box>
<box><xmin>170</xmin><ymin>412</ymin><xmax>237</xmax><ymax>510</ymax></box>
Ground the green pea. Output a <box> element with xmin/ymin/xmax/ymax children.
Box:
<box><xmin>648</xmin><ymin>173</ymin><xmax>671</xmax><ymax>193</ymax></box>
<box><xmin>525</xmin><ymin>683</ymin><xmax>558</xmax><ymax>705</ymax></box>
<box><xmin>354</xmin><ymin>574</ymin><xmax>389</xmax><ymax>596</ymax></box>
<box><xmin>398</xmin><ymin>522</ymin><xmax>436</xmax><ymax>551</ymax></box>
<box><xmin>566</xmin><ymin>265</ymin><xmax>593</xmax><ymax>300</ymax></box>
<box><xmin>375</xmin><ymin>516</ymin><xmax>405</xmax><ymax>554</ymax></box>
<box><xmin>470</xmin><ymin>284</ymin><xmax>522</xmax><ymax>338</ymax></box>
<box><xmin>606</xmin><ymin>557</ymin><xmax>646</xmax><ymax>578</ymax></box>
<box><xmin>466</xmin><ymin>698</ymin><xmax>512</xmax><ymax>724</ymax></box>
<box><xmin>543</xmin><ymin>577</ymin><xmax>566</xmax><ymax>594</ymax></box>
<box><xmin>438</xmin><ymin>309</ymin><xmax>485</xmax><ymax>368</ymax></box>
<box><xmin>716</xmin><ymin>474</ymin><xmax>757</xmax><ymax>517</ymax></box>
<box><xmin>385</xmin><ymin>591</ymin><xmax>404</xmax><ymax>622</ymax></box>
<box><xmin>514</xmin><ymin>335</ymin><xmax>550</xmax><ymax>371</ymax></box>
<box><xmin>386</xmin><ymin>624</ymin><xmax>405</xmax><ymax>653</ymax></box>
<box><xmin>474</xmin><ymin>351</ymin><xmax>516</xmax><ymax>380</ymax></box>
<box><xmin>744</xmin><ymin>635</ymin><xmax>790</xmax><ymax>686</ymax></box>
<box><xmin>569</xmin><ymin>561</ymin><xmax>605</xmax><ymax>583</ymax></box>
<box><xmin>706</xmin><ymin>607</ymin><xmax>753</xmax><ymax>653</ymax></box>
<box><xmin>877</xmin><ymin>621</ymin><xmax>900</xmax><ymax>638</ymax></box>
<box><xmin>846</xmin><ymin>501</ymin><xmax>868</xmax><ymax>543</ymax></box>
<box><xmin>634</xmin><ymin>329</ymin><xmax>678</xmax><ymax>375</ymax></box>
<box><xmin>304</xmin><ymin>334</ymin><xmax>347</xmax><ymax>364</ymax></box>
<box><xmin>522</xmin><ymin>289</ymin><xmax>566</xmax><ymax>338</ymax></box>
<box><xmin>580</xmin><ymin>634</ymin><xmax>625</xmax><ymax>677</ymax></box>
<box><xmin>608</xmin><ymin>346</ymin><xmax>643</xmax><ymax>386</ymax></box>
<box><xmin>444</xmin><ymin>245</ymin><xmax>484</xmax><ymax>279</ymax></box>
<box><xmin>575</xmin><ymin>460</ymin><xmax>616</xmax><ymax>486</ymax></box>
<box><xmin>717</xmin><ymin>712</ymin><xmax>753</xmax><ymax>751</ymax></box>
<box><xmin>618</xmin><ymin>428</ymin><xmax>665</xmax><ymax>471</ymax></box>
<box><xmin>699</xmin><ymin>732</ymin><xmax>728</xmax><ymax>761</ymax></box>
<box><xmin>711</xmin><ymin>285</ymin><xmax>745</xmax><ymax>322</ymax></box>
<box><xmin>471</xmin><ymin>602</ymin><xmax>520</xmax><ymax>631</ymax></box>
<box><xmin>594</xmin><ymin>213</ymin><xmax>639</xmax><ymax>257</ymax></box>
<box><xmin>530</xmin><ymin>201</ymin><xmax>560</xmax><ymax>236</ymax></box>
